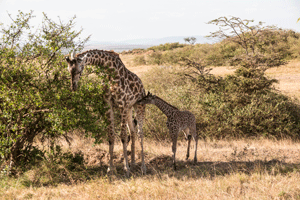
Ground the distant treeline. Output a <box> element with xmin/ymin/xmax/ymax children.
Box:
<box><xmin>131</xmin><ymin>29</ymin><xmax>300</xmax><ymax>66</ymax></box>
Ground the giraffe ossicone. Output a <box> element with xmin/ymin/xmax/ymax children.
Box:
<box><xmin>65</xmin><ymin>49</ymin><xmax>147</xmax><ymax>176</ymax></box>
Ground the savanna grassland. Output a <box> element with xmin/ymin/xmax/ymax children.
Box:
<box><xmin>3</xmin><ymin>57</ymin><xmax>300</xmax><ymax>200</ymax></box>
<box><xmin>2</xmin><ymin>14</ymin><xmax>300</xmax><ymax>200</ymax></box>
<box><xmin>3</xmin><ymin>137</ymin><xmax>300</xmax><ymax>200</ymax></box>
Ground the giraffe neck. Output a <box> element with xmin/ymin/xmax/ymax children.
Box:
<box><xmin>77</xmin><ymin>49</ymin><xmax>124</xmax><ymax>77</ymax></box>
<box><xmin>153</xmin><ymin>96</ymin><xmax>179</xmax><ymax>118</ymax></box>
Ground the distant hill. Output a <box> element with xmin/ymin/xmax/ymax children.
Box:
<box><xmin>84</xmin><ymin>35</ymin><xmax>213</xmax><ymax>52</ymax></box>
<box><xmin>84</xmin><ymin>44</ymin><xmax>152</xmax><ymax>53</ymax></box>
<box><xmin>118</xmin><ymin>35</ymin><xmax>212</xmax><ymax>45</ymax></box>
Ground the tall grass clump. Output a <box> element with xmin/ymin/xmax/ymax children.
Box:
<box><xmin>132</xmin><ymin>55</ymin><xmax>147</xmax><ymax>66</ymax></box>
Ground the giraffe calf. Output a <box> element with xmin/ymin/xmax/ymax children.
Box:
<box><xmin>137</xmin><ymin>92</ymin><xmax>198</xmax><ymax>170</ymax></box>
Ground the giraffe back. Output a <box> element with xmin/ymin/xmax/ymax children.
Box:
<box><xmin>76</xmin><ymin>49</ymin><xmax>146</xmax><ymax>108</ymax></box>
<box><xmin>167</xmin><ymin>110</ymin><xmax>196</xmax><ymax>133</ymax></box>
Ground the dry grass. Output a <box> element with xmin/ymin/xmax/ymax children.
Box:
<box><xmin>120</xmin><ymin>54</ymin><xmax>156</xmax><ymax>77</ymax></box>
<box><xmin>3</xmin><ymin>58</ymin><xmax>300</xmax><ymax>200</ymax></box>
<box><xmin>125</xmin><ymin>53</ymin><xmax>300</xmax><ymax>100</ymax></box>
<box><xmin>266</xmin><ymin>60</ymin><xmax>300</xmax><ymax>100</ymax></box>
<box><xmin>2</xmin><ymin>134</ymin><xmax>300</xmax><ymax>200</ymax></box>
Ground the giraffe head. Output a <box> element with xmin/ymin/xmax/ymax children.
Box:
<box><xmin>65</xmin><ymin>52</ymin><xmax>86</xmax><ymax>91</ymax></box>
<box><xmin>137</xmin><ymin>91</ymin><xmax>156</xmax><ymax>105</ymax></box>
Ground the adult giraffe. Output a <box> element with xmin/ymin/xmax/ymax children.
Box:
<box><xmin>65</xmin><ymin>49</ymin><xmax>146</xmax><ymax>176</ymax></box>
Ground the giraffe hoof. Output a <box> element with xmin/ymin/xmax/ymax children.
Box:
<box><xmin>123</xmin><ymin>166</ymin><xmax>131</xmax><ymax>177</ymax></box>
<box><xmin>186</xmin><ymin>155</ymin><xmax>190</xmax><ymax>160</ymax></box>
<box><xmin>125</xmin><ymin>169</ymin><xmax>131</xmax><ymax>178</ymax></box>
<box><xmin>131</xmin><ymin>162</ymin><xmax>136</xmax><ymax>170</ymax></box>
<box><xmin>107</xmin><ymin>167</ymin><xmax>117</xmax><ymax>176</ymax></box>
<box><xmin>173</xmin><ymin>162</ymin><xmax>177</xmax><ymax>170</ymax></box>
<box><xmin>141</xmin><ymin>164</ymin><xmax>147</xmax><ymax>175</ymax></box>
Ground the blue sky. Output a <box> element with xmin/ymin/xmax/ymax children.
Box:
<box><xmin>0</xmin><ymin>0</ymin><xmax>299</xmax><ymax>43</ymax></box>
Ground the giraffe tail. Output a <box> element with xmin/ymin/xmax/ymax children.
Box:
<box><xmin>133</xmin><ymin>118</ymin><xmax>138</xmax><ymax>127</ymax></box>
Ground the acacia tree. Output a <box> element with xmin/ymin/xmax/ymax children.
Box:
<box><xmin>0</xmin><ymin>11</ymin><xmax>107</xmax><ymax>173</ymax></box>
<box><xmin>207</xmin><ymin>16</ymin><xmax>287</xmax><ymax>70</ymax></box>
<box><xmin>184</xmin><ymin>37</ymin><xmax>197</xmax><ymax>45</ymax></box>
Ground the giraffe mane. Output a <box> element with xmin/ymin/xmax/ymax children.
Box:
<box><xmin>76</xmin><ymin>49</ymin><xmax>120</xmax><ymax>58</ymax></box>
<box><xmin>154</xmin><ymin>95</ymin><xmax>179</xmax><ymax>110</ymax></box>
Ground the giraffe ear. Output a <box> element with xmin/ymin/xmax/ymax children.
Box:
<box><xmin>78</xmin><ymin>54</ymin><xmax>87</xmax><ymax>61</ymax></box>
<box><xmin>70</xmin><ymin>52</ymin><xmax>76</xmax><ymax>60</ymax></box>
<box><xmin>65</xmin><ymin>56</ymin><xmax>70</xmax><ymax>62</ymax></box>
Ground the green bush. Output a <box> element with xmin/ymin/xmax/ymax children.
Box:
<box><xmin>147</xmin><ymin>51</ymin><xmax>164</xmax><ymax>65</ymax></box>
<box><xmin>133</xmin><ymin>55</ymin><xmax>147</xmax><ymax>66</ymax></box>
<box><xmin>197</xmin><ymin>70</ymin><xmax>300</xmax><ymax>139</ymax></box>
<box><xmin>0</xmin><ymin>11</ymin><xmax>107</xmax><ymax>172</ymax></box>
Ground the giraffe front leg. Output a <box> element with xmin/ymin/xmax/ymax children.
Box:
<box><xmin>170</xmin><ymin>128</ymin><xmax>179</xmax><ymax>170</ymax></box>
<box><xmin>192</xmin><ymin>126</ymin><xmax>198</xmax><ymax>163</ymax></box>
<box><xmin>120</xmin><ymin>109</ymin><xmax>130</xmax><ymax>177</ymax></box>
<box><xmin>105</xmin><ymin>108</ymin><xmax>116</xmax><ymax>175</ymax></box>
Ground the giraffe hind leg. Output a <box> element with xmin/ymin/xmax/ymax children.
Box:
<box><xmin>134</xmin><ymin>104</ymin><xmax>146</xmax><ymax>174</ymax></box>
<box><xmin>183</xmin><ymin>128</ymin><xmax>191</xmax><ymax>160</ymax></box>
<box><xmin>192</xmin><ymin>124</ymin><xmax>198</xmax><ymax>163</ymax></box>
<box><xmin>121</xmin><ymin>109</ymin><xmax>131</xmax><ymax>177</ymax></box>
<box><xmin>126</xmin><ymin>108</ymin><xmax>137</xmax><ymax>169</ymax></box>
<box><xmin>170</xmin><ymin>128</ymin><xmax>179</xmax><ymax>170</ymax></box>
<box><xmin>186</xmin><ymin>135</ymin><xmax>192</xmax><ymax>160</ymax></box>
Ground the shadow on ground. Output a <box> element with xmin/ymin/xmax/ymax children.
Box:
<box><xmin>84</xmin><ymin>150</ymin><xmax>300</xmax><ymax>180</ymax></box>
<box><xmin>19</xmin><ymin>148</ymin><xmax>300</xmax><ymax>187</ymax></box>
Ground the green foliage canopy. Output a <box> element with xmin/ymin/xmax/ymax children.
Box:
<box><xmin>0</xmin><ymin>11</ymin><xmax>107</xmax><ymax>171</ymax></box>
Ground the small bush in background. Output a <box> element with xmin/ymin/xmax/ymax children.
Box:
<box><xmin>147</xmin><ymin>42</ymin><xmax>186</xmax><ymax>52</ymax></box>
<box><xmin>133</xmin><ymin>55</ymin><xmax>147</xmax><ymax>66</ymax></box>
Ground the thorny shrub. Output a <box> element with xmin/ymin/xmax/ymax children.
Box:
<box><xmin>0</xmin><ymin>11</ymin><xmax>108</xmax><ymax>174</ymax></box>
